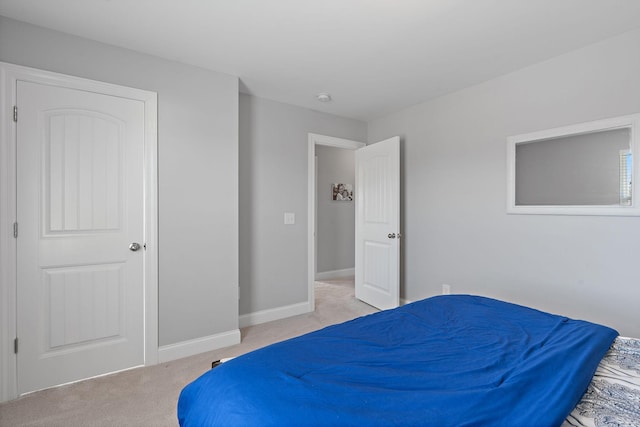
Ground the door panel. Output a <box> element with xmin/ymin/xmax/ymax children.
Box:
<box><xmin>46</xmin><ymin>264</ymin><xmax>123</xmax><ymax>349</ymax></box>
<box><xmin>46</xmin><ymin>111</ymin><xmax>122</xmax><ymax>232</ymax></box>
<box><xmin>363</xmin><ymin>241</ymin><xmax>392</xmax><ymax>293</ymax></box>
<box><xmin>355</xmin><ymin>137</ymin><xmax>400</xmax><ymax>310</ymax></box>
<box><xmin>17</xmin><ymin>80</ymin><xmax>145</xmax><ymax>394</ymax></box>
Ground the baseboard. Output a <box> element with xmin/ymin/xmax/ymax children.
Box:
<box><xmin>315</xmin><ymin>268</ymin><xmax>354</xmax><ymax>281</ymax></box>
<box><xmin>239</xmin><ymin>301</ymin><xmax>312</xmax><ymax>328</ymax></box>
<box><xmin>158</xmin><ymin>329</ymin><xmax>241</xmax><ymax>363</ymax></box>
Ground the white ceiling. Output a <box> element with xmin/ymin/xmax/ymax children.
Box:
<box><xmin>1</xmin><ymin>0</ymin><xmax>640</xmax><ymax>121</ymax></box>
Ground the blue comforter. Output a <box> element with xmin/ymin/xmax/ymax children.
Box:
<box><xmin>178</xmin><ymin>295</ymin><xmax>617</xmax><ymax>426</ymax></box>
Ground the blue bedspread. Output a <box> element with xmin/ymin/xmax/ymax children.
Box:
<box><xmin>178</xmin><ymin>295</ymin><xmax>618</xmax><ymax>426</ymax></box>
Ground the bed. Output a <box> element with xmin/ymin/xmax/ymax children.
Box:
<box><xmin>564</xmin><ymin>336</ymin><xmax>640</xmax><ymax>427</ymax></box>
<box><xmin>178</xmin><ymin>295</ymin><xmax>639</xmax><ymax>426</ymax></box>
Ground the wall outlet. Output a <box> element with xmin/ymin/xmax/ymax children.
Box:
<box><xmin>442</xmin><ymin>284</ymin><xmax>451</xmax><ymax>295</ymax></box>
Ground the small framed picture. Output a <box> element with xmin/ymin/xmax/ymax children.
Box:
<box><xmin>332</xmin><ymin>183</ymin><xmax>353</xmax><ymax>201</ymax></box>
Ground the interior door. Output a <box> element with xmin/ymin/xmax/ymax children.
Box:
<box><xmin>16</xmin><ymin>80</ymin><xmax>145</xmax><ymax>394</ymax></box>
<box><xmin>355</xmin><ymin>136</ymin><xmax>400</xmax><ymax>310</ymax></box>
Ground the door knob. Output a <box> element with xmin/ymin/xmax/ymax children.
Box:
<box><xmin>388</xmin><ymin>233</ymin><xmax>396</xmax><ymax>239</ymax></box>
<box><xmin>129</xmin><ymin>242</ymin><xmax>141</xmax><ymax>251</ymax></box>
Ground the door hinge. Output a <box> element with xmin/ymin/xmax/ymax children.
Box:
<box><xmin>13</xmin><ymin>222</ymin><xmax>18</xmax><ymax>238</ymax></box>
<box><xmin>13</xmin><ymin>106</ymin><xmax>17</xmax><ymax>122</ymax></box>
<box><xmin>14</xmin><ymin>338</ymin><xmax>18</xmax><ymax>354</ymax></box>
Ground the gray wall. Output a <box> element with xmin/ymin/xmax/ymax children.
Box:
<box><xmin>239</xmin><ymin>94</ymin><xmax>365</xmax><ymax>315</ymax></box>
<box><xmin>315</xmin><ymin>146</ymin><xmax>356</xmax><ymax>274</ymax></box>
<box><xmin>368</xmin><ymin>28</ymin><xmax>640</xmax><ymax>338</ymax></box>
<box><xmin>0</xmin><ymin>16</ymin><xmax>239</xmax><ymax>346</ymax></box>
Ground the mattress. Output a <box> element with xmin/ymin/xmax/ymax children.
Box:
<box><xmin>564</xmin><ymin>336</ymin><xmax>640</xmax><ymax>427</ymax></box>
<box><xmin>178</xmin><ymin>295</ymin><xmax>619</xmax><ymax>427</ymax></box>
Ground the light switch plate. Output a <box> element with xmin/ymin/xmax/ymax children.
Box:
<box><xmin>284</xmin><ymin>212</ymin><xmax>295</xmax><ymax>225</ymax></box>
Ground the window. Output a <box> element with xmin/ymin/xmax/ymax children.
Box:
<box><xmin>620</xmin><ymin>149</ymin><xmax>632</xmax><ymax>206</ymax></box>
<box><xmin>507</xmin><ymin>113</ymin><xmax>640</xmax><ymax>216</ymax></box>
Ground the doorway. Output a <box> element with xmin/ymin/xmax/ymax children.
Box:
<box><xmin>315</xmin><ymin>145</ymin><xmax>356</xmax><ymax>279</ymax></box>
<box><xmin>308</xmin><ymin>133</ymin><xmax>401</xmax><ymax>313</ymax></box>
<box><xmin>307</xmin><ymin>134</ymin><xmax>364</xmax><ymax>311</ymax></box>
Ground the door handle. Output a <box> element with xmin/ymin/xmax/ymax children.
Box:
<box><xmin>129</xmin><ymin>242</ymin><xmax>141</xmax><ymax>251</ymax></box>
<box><xmin>388</xmin><ymin>233</ymin><xmax>396</xmax><ymax>239</ymax></box>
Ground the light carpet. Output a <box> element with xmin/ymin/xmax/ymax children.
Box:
<box><xmin>0</xmin><ymin>278</ymin><xmax>376</xmax><ymax>426</ymax></box>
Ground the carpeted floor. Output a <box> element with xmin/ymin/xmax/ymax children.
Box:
<box><xmin>0</xmin><ymin>278</ymin><xmax>376</xmax><ymax>426</ymax></box>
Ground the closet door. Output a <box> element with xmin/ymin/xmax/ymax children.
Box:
<box><xmin>17</xmin><ymin>80</ymin><xmax>145</xmax><ymax>394</ymax></box>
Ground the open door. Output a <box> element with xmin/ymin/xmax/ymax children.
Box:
<box><xmin>355</xmin><ymin>137</ymin><xmax>400</xmax><ymax>310</ymax></box>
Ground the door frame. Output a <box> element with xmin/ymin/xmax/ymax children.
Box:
<box><xmin>307</xmin><ymin>133</ymin><xmax>365</xmax><ymax>311</ymax></box>
<box><xmin>0</xmin><ymin>62</ymin><xmax>158</xmax><ymax>402</ymax></box>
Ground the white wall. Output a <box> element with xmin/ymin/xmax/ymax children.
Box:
<box><xmin>315</xmin><ymin>146</ymin><xmax>356</xmax><ymax>274</ymax></box>
<box><xmin>368</xmin><ymin>29</ymin><xmax>640</xmax><ymax>337</ymax></box>
<box><xmin>239</xmin><ymin>94</ymin><xmax>365</xmax><ymax>316</ymax></box>
<box><xmin>0</xmin><ymin>16</ymin><xmax>239</xmax><ymax>347</ymax></box>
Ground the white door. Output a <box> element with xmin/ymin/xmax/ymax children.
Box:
<box><xmin>355</xmin><ymin>137</ymin><xmax>400</xmax><ymax>310</ymax></box>
<box><xmin>16</xmin><ymin>80</ymin><xmax>145</xmax><ymax>394</ymax></box>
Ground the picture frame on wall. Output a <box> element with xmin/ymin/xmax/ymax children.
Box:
<box><xmin>332</xmin><ymin>183</ymin><xmax>353</xmax><ymax>201</ymax></box>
